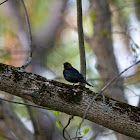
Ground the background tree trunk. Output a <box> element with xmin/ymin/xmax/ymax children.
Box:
<box><xmin>90</xmin><ymin>0</ymin><xmax>134</xmax><ymax>139</ymax></box>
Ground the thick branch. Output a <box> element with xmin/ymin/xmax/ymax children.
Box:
<box><xmin>0</xmin><ymin>63</ymin><xmax>139</xmax><ymax>139</ymax></box>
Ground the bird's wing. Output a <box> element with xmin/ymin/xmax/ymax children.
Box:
<box><xmin>63</xmin><ymin>67</ymin><xmax>84</xmax><ymax>83</ymax></box>
<box><xmin>68</xmin><ymin>67</ymin><xmax>83</xmax><ymax>80</ymax></box>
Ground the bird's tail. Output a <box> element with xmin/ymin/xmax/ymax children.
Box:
<box><xmin>84</xmin><ymin>80</ymin><xmax>94</xmax><ymax>87</ymax></box>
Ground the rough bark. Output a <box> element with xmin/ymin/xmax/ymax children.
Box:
<box><xmin>0</xmin><ymin>63</ymin><xmax>139</xmax><ymax>139</ymax></box>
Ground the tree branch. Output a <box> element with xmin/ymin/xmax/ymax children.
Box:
<box><xmin>0</xmin><ymin>97</ymin><xmax>50</xmax><ymax>110</ymax></box>
<box><xmin>63</xmin><ymin>115</ymin><xmax>74</xmax><ymax>140</ymax></box>
<box><xmin>0</xmin><ymin>0</ymin><xmax>8</xmax><ymax>5</ymax></box>
<box><xmin>76</xmin><ymin>60</ymin><xmax>140</xmax><ymax>138</ymax></box>
<box><xmin>76</xmin><ymin>0</ymin><xmax>86</xmax><ymax>79</ymax></box>
<box><xmin>20</xmin><ymin>0</ymin><xmax>32</xmax><ymax>69</ymax></box>
<box><xmin>0</xmin><ymin>63</ymin><xmax>139</xmax><ymax>139</ymax></box>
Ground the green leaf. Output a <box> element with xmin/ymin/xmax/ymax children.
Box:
<box><xmin>83</xmin><ymin>128</ymin><xmax>89</xmax><ymax>135</ymax></box>
<box><xmin>135</xmin><ymin>44</ymin><xmax>139</xmax><ymax>49</ymax></box>
<box><xmin>56</xmin><ymin>121</ymin><xmax>60</xmax><ymax>128</ymax></box>
<box><xmin>54</xmin><ymin>111</ymin><xmax>60</xmax><ymax>116</ymax></box>
<box><xmin>56</xmin><ymin>121</ymin><xmax>61</xmax><ymax>132</ymax></box>
<box><xmin>131</xmin><ymin>47</ymin><xmax>136</xmax><ymax>52</ymax></box>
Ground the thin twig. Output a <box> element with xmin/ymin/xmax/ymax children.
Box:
<box><xmin>0</xmin><ymin>0</ymin><xmax>8</xmax><ymax>5</ymax></box>
<box><xmin>0</xmin><ymin>97</ymin><xmax>51</xmax><ymax>110</ymax></box>
<box><xmin>58</xmin><ymin>121</ymin><xmax>71</xmax><ymax>139</ymax></box>
<box><xmin>62</xmin><ymin>115</ymin><xmax>74</xmax><ymax>140</ymax></box>
<box><xmin>20</xmin><ymin>0</ymin><xmax>32</xmax><ymax>69</ymax></box>
<box><xmin>76</xmin><ymin>60</ymin><xmax>140</xmax><ymax>138</ymax></box>
<box><xmin>76</xmin><ymin>0</ymin><xmax>86</xmax><ymax>79</ymax></box>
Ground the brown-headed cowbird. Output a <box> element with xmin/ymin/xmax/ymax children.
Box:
<box><xmin>63</xmin><ymin>62</ymin><xmax>93</xmax><ymax>87</ymax></box>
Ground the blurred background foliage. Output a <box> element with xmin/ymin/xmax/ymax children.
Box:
<box><xmin>0</xmin><ymin>0</ymin><xmax>140</xmax><ymax>139</ymax></box>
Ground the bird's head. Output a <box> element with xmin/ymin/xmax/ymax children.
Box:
<box><xmin>63</xmin><ymin>62</ymin><xmax>72</xmax><ymax>70</ymax></box>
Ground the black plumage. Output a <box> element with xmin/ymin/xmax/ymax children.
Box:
<box><xmin>63</xmin><ymin>62</ymin><xmax>93</xmax><ymax>87</ymax></box>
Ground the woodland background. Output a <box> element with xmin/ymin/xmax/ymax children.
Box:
<box><xmin>0</xmin><ymin>0</ymin><xmax>140</xmax><ymax>140</ymax></box>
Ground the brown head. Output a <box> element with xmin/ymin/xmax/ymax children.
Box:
<box><xmin>63</xmin><ymin>62</ymin><xmax>72</xmax><ymax>70</ymax></box>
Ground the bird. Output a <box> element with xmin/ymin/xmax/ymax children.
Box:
<box><xmin>63</xmin><ymin>62</ymin><xmax>93</xmax><ymax>87</ymax></box>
